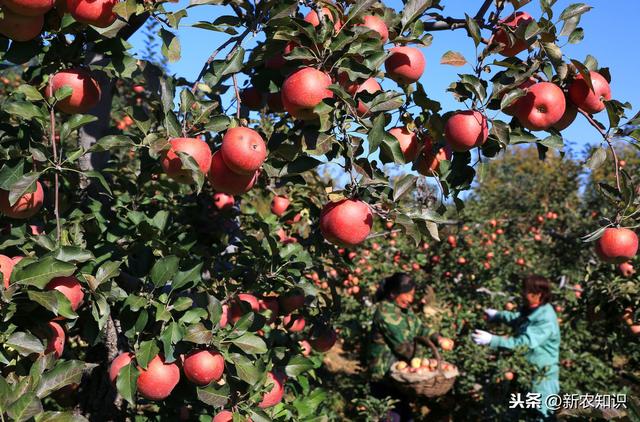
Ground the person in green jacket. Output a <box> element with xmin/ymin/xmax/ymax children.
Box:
<box><xmin>473</xmin><ymin>275</ymin><xmax>561</xmax><ymax>420</ymax></box>
<box><xmin>366</xmin><ymin>273</ymin><xmax>454</xmax><ymax>422</ymax></box>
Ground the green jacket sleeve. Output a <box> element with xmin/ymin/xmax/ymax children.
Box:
<box><xmin>495</xmin><ymin>310</ymin><xmax>521</xmax><ymax>326</ymax></box>
<box><xmin>489</xmin><ymin>315</ymin><xmax>552</xmax><ymax>350</ymax></box>
<box><xmin>374</xmin><ymin>309</ymin><xmax>415</xmax><ymax>361</ymax></box>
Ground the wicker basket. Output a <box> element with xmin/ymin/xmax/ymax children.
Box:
<box><xmin>388</xmin><ymin>337</ymin><xmax>458</xmax><ymax>398</ymax></box>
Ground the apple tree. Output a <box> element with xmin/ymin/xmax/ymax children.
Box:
<box><xmin>0</xmin><ymin>0</ymin><xmax>639</xmax><ymax>420</ymax></box>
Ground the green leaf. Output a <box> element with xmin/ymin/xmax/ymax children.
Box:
<box><xmin>380</xmin><ymin>134</ymin><xmax>406</xmax><ymax>164</ymax></box>
<box><xmin>184</xmin><ymin>323</ymin><xmax>213</xmax><ymax>344</ymax></box>
<box><xmin>85</xmin><ymin>171</ymin><xmax>113</xmax><ymax>195</ymax></box>
<box><xmin>500</xmin><ymin>88</ymin><xmax>526</xmax><ymax>111</ymax></box>
<box><xmin>160</xmin><ymin>28</ymin><xmax>181</xmax><ymax>63</ymax></box>
<box><xmin>115</xmin><ymin>363</ymin><xmax>138</xmax><ymax>406</ymax></box>
<box><xmin>559</xmin><ymin>3</ymin><xmax>592</xmax><ymax>21</ymax></box>
<box><xmin>368</xmin><ymin>113</ymin><xmax>386</xmax><ymax>155</ymax></box>
<box><xmin>401</xmin><ymin>0</ymin><xmax>433</xmax><ymax>31</ymax></box>
<box><xmin>150</xmin><ymin>256</ymin><xmax>180</xmax><ymax>288</ymax></box>
<box><xmin>5</xmin><ymin>332</ymin><xmax>45</xmax><ymax>356</ymax></box>
<box><xmin>585</xmin><ymin>147</ymin><xmax>607</xmax><ymax>170</ymax></box>
<box><xmin>347</xmin><ymin>0</ymin><xmax>376</xmax><ymax>20</ymax></box>
<box><xmin>13</xmin><ymin>257</ymin><xmax>76</xmax><ymax>288</ymax></box>
<box><xmin>90</xmin><ymin>135</ymin><xmax>134</xmax><ymax>152</ymax></box>
<box><xmin>196</xmin><ymin>383</ymin><xmax>229</xmax><ymax>407</ymax></box>
<box><xmin>60</xmin><ymin>114</ymin><xmax>98</xmax><ymax>141</ymax></box>
<box><xmin>0</xmin><ymin>161</ymin><xmax>25</xmax><ymax>190</ymax></box>
<box><xmin>231</xmin><ymin>354</ymin><xmax>261</xmax><ymax>385</ymax></box>
<box><xmin>8</xmin><ymin>172</ymin><xmax>40</xmax><ymax>207</ymax></box>
<box><xmin>35</xmin><ymin>360</ymin><xmax>90</xmax><ymax>398</ymax></box>
<box><xmin>136</xmin><ymin>340</ymin><xmax>159</xmax><ymax>370</ymax></box>
<box><xmin>567</xmin><ymin>27</ymin><xmax>584</xmax><ymax>44</ymax></box>
<box><xmin>465</xmin><ymin>14</ymin><xmax>481</xmax><ymax>47</ymax></box>
<box><xmin>171</xmin><ymin>263</ymin><xmax>202</xmax><ymax>291</ymax></box>
<box><xmin>4</xmin><ymin>100</ymin><xmax>46</xmax><ymax>121</ymax></box>
<box><xmin>36</xmin><ymin>411</ymin><xmax>90</xmax><ymax>422</ymax></box>
<box><xmin>7</xmin><ymin>392</ymin><xmax>42</xmax><ymax>422</ymax></box>
<box><xmin>53</xmin><ymin>246</ymin><xmax>94</xmax><ymax>263</ymax></box>
<box><xmin>15</xmin><ymin>84</ymin><xmax>44</xmax><ymax>101</ymax></box>
<box><xmin>285</xmin><ymin>355</ymin><xmax>314</xmax><ymax>377</ymax></box>
<box><xmin>94</xmin><ymin>261</ymin><xmax>122</xmax><ymax>286</ymax></box>
<box><xmin>230</xmin><ymin>333</ymin><xmax>267</xmax><ymax>354</ymax></box>
<box><xmin>28</xmin><ymin>290</ymin><xmax>77</xmax><ymax>319</ymax></box>
<box><xmin>539</xmin><ymin>134</ymin><xmax>563</xmax><ymax>150</ymax></box>
<box><xmin>393</xmin><ymin>174</ymin><xmax>417</xmax><ymax>202</ymax></box>
<box><xmin>284</xmin><ymin>156</ymin><xmax>322</xmax><ymax>175</ymax></box>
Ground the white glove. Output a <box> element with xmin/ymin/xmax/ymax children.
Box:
<box><xmin>472</xmin><ymin>329</ymin><xmax>493</xmax><ymax>345</ymax></box>
<box><xmin>485</xmin><ymin>308</ymin><xmax>498</xmax><ymax>319</ymax></box>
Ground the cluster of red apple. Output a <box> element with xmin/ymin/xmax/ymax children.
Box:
<box><xmin>109</xmin><ymin>351</ymin><xmax>284</xmax><ymax>411</ymax></box>
<box><xmin>391</xmin><ymin>357</ymin><xmax>457</xmax><ymax>376</ymax></box>
<box><xmin>0</xmin><ymin>0</ymin><xmax>118</xmax><ymax>42</ymax></box>
<box><xmin>223</xmin><ymin>292</ymin><xmax>338</xmax><ymax>353</ymax></box>
<box><xmin>0</xmin><ymin>256</ymin><xmax>84</xmax><ymax>357</ymax></box>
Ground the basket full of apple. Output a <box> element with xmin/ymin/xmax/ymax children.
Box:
<box><xmin>388</xmin><ymin>337</ymin><xmax>459</xmax><ymax>398</ymax></box>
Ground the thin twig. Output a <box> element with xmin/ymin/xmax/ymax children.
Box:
<box><xmin>232</xmin><ymin>74</ymin><xmax>241</xmax><ymax>120</ymax></box>
<box><xmin>190</xmin><ymin>27</ymin><xmax>251</xmax><ymax>94</ymax></box>
<box><xmin>474</xmin><ymin>0</ymin><xmax>495</xmax><ymax>19</ymax></box>
<box><xmin>577</xmin><ymin>107</ymin><xmax>621</xmax><ymax>192</ymax></box>
<box><xmin>49</xmin><ymin>104</ymin><xmax>61</xmax><ymax>242</ymax></box>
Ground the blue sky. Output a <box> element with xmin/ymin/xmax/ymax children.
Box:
<box><xmin>130</xmin><ymin>0</ymin><xmax>640</xmax><ymax>161</ymax></box>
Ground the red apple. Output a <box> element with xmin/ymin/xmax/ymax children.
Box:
<box><xmin>308</xmin><ymin>326</ymin><xmax>337</xmax><ymax>352</ymax></box>
<box><xmin>444</xmin><ymin>110</ymin><xmax>488</xmax><ymax>152</ymax></box>
<box><xmin>0</xmin><ymin>181</ymin><xmax>44</xmax><ymax>219</ymax></box>
<box><xmin>353</xmin><ymin>78</ymin><xmax>381</xmax><ymax>116</ymax></box>
<box><xmin>359</xmin><ymin>15</ymin><xmax>388</xmax><ymax>43</ymax></box>
<box><xmin>552</xmin><ymin>101</ymin><xmax>578</xmax><ymax>131</ymax></box>
<box><xmin>229</xmin><ymin>293</ymin><xmax>260</xmax><ymax>324</ymax></box>
<box><xmin>279</xmin><ymin>291</ymin><xmax>304</xmax><ymax>315</ymax></box>
<box><xmin>213</xmin><ymin>411</ymin><xmax>252</xmax><ymax>422</ymax></box>
<box><xmin>596</xmin><ymin>227</ymin><xmax>638</xmax><ymax>263</ymax></box>
<box><xmin>493</xmin><ymin>12</ymin><xmax>534</xmax><ymax>57</ymax></box>
<box><xmin>220</xmin><ymin>127</ymin><xmax>267</xmax><ymax>175</ymax></box>
<box><xmin>281</xmin><ymin>67</ymin><xmax>333</xmax><ymax>120</ymax></box>
<box><xmin>66</xmin><ymin>0</ymin><xmax>117</xmax><ymax>28</ymax></box>
<box><xmin>46</xmin><ymin>276</ymin><xmax>84</xmax><ymax>311</ymax></box>
<box><xmin>568</xmin><ymin>71</ymin><xmax>612</xmax><ymax>114</ymax></box>
<box><xmin>320</xmin><ymin>199</ymin><xmax>373</xmax><ymax>247</ymax></box>
<box><xmin>259</xmin><ymin>295</ymin><xmax>279</xmax><ymax>324</ymax></box>
<box><xmin>515</xmin><ymin>82</ymin><xmax>566</xmax><ymax>131</ymax></box>
<box><xmin>388</xmin><ymin>127</ymin><xmax>420</xmax><ymax>162</ymax></box>
<box><xmin>208</xmin><ymin>151</ymin><xmax>258</xmax><ymax>195</ymax></box>
<box><xmin>0</xmin><ymin>9</ymin><xmax>43</xmax><ymax>41</ymax></box>
<box><xmin>267</xmin><ymin>92</ymin><xmax>285</xmax><ymax>112</ymax></box>
<box><xmin>183</xmin><ymin>349</ymin><xmax>225</xmax><ymax>386</ymax></box>
<box><xmin>0</xmin><ymin>255</ymin><xmax>15</xmax><ymax>289</ymax></box>
<box><xmin>136</xmin><ymin>355</ymin><xmax>180</xmax><ymax>400</ymax></box>
<box><xmin>109</xmin><ymin>352</ymin><xmax>134</xmax><ymax>384</ymax></box>
<box><xmin>416</xmin><ymin>137</ymin><xmax>452</xmax><ymax>176</ymax></box>
<box><xmin>46</xmin><ymin>69</ymin><xmax>101</xmax><ymax>114</ymax></box>
<box><xmin>213</xmin><ymin>193</ymin><xmax>235</xmax><ymax>211</ymax></box>
<box><xmin>161</xmin><ymin>138</ymin><xmax>212</xmax><ymax>184</ymax></box>
<box><xmin>283</xmin><ymin>314</ymin><xmax>305</xmax><ymax>332</ymax></box>
<box><xmin>219</xmin><ymin>304</ymin><xmax>229</xmax><ymax>328</ymax></box>
<box><xmin>258</xmin><ymin>372</ymin><xmax>284</xmax><ymax>408</ymax></box>
<box><xmin>304</xmin><ymin>7</ymin><xmax>341</xmax><ymax>32</ymax></box>
<box><xmin>271</xmin><ymin>195</ymin><xmax>290</xmax><ymax>216</ymax></box>
<box><xmin>45</xmin><ymin>321</ymin><xmax>65</xmax><ymax>358</ymax></box>
<box><xmin>502</xmin><ymin>78</ymin><xmax>536</xmax><ymax>116</ymax></box>
<box><xmin>385</xmin><ymin>46</ymin><xmax>425</xmax><ymax>85</ymax></box>
<box><xmin>240</xmin><ymin>87</ymin><xmax>263</xmax><ymax>110</ymax></box>
<box><xmin>3</xmin><ymin>0</ymin><xmax>54</xmax><ymax>16</ymax></box>
<box><xmin>618</xmin><ymin>262</ymin><xmax>635</xmax><ymax>278</ymax></box>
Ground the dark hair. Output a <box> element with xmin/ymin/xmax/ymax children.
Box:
<box><xmin>375</xmin><ymin>273</ymin><xmax>416</xmax><ymax>302</ymax></box>
<box><xmin>523</xmin><ymin>275</ymin><xmax>552</xmax><ymax>304</ymax></box>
